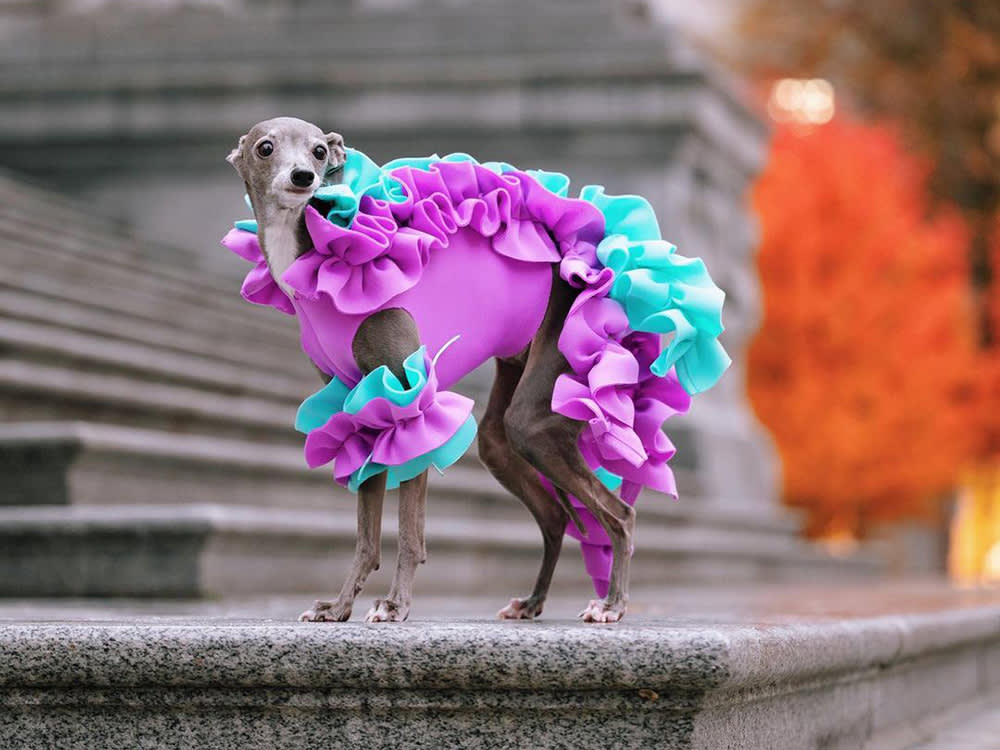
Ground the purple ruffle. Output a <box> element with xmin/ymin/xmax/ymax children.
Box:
<box><xmin>282</xmin><ymin>161</ymin><xmax>605</xmax><ymax>314</ymax></box>
<box><xmin>552</xmin><ymin>295</ymin><xmax>691</xmax><ymax>502</ymax></box>
<box><xmin>219</xmin><ymin>228</ymin><xmax>295</xmax><ymax>316</ymax></box>
<box><xmin>545</xmin><ymin>332</ymin><xmax>690</xmax><ymax>599</ymax></box>
<box><xmin>596</xmin><ymin>332</ymin><xmax>691</xmax><ymax>502</ymax></box>
<box><xmin>303</xmin><ymin>351</ymin><xmax>473</xmax><ymax>487</ymax></box>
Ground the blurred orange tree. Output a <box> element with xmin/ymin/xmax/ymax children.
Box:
<box><xmin>738</xmin><ymin>0</ymin><xmax>1000</xmax><ymax>346</ymax></box>
<box><xmin>748</xmin><ymin>121</ymin><xmax>982</xmax><ymax>537</ymax></box>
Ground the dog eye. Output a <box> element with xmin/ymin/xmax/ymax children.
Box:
<box><xmin>256</xmin><ymin>141</ymin><xmax>274</xmax><ymax>158</ymax></box>
<box><xmin>313</xmin><ymin>145</ymin><xmax>328</xmax><ymax>161</ymax></box>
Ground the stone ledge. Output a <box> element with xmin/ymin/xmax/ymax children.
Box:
<box><xmin>0</xmin><ymin>586</ymin><xmax>997</xmax><ymax>749</ymax></box>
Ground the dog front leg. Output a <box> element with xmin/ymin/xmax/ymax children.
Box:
<box><xmin>300</xmin><ymin>472</ymin><xmax>386</xmax><ymax>622</ymax></box>
<box><xmin>366</xmin><ymin>470</ymin><xmax>428</xmax><ymax>623</ymax></box>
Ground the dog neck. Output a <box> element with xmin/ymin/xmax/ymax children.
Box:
<box><xmin>250</xmin><ymin>197</ymin><xmax>312</xmax><ymax>298</ymax></box>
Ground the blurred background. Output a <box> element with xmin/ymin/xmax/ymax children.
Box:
<box><xmin>0</xmin><ymin>0</ymin><xmax>995</xmax><ymax>600</ymax></box>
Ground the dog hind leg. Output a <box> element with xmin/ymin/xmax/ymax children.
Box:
<box><xmin>504</xmin><ymin>272</ymin><xmax>635</xmax><ymax>623</ymax></box>
<box><xmin>479</xmin><ymin>355</ymin><xmax>570</xmax><ymax>620</ymax></box>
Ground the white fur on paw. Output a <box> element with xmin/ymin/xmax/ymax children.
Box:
<box><xmin>578</xmin><ymin>599</ymin><xmax>625</xmax><ymax>623</ymax></box>
<box><xmin>365</xmin><ymin>599</ymin><xmax>406</xmax><ymax>623</ymax></box>
<box><xmin>298</xmin><ymin>599</ymin><xmax>350</xmax><ymax>622</ymax></box>
<box><xmin>497</xmin><ymin>597</ymin><xmax>543</xmax><ymax>620</ymax></box>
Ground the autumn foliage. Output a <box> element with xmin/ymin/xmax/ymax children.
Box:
<box><xmin>748</xmin><ymin>120</ymin><xmax>983</xmax><ymax>537</ymax></box>
<box><xmin>984</xmin><ymin>224</ymin><xmax>1000</xmax><ymax>458</ymax></box>
<box><xmin>736</xmin><ymin>0</ymin><xmax>1000</xmax><ymax>344</ymax></box>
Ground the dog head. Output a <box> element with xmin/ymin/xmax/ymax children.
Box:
<box><xmin>227</xmin><ymin>117</ymin><xmax>346</xmax><ymax>211</ymax></box>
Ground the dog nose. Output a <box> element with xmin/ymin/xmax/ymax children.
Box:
<box><xmin>291</xmin><ymin>169</ymin><xmax>315</xmax><ymax>188</ymax></box>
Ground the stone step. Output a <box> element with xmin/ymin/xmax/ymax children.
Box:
<box><xmin>0</xmin><ymin>283</ymin><xmax>311</xmax><ymax>381</ymax></box>
<box><xmin>0</xmin><ymin>5</ymin><xmax>667</xmax><ymax>64</ymax></box>
<box><xmin>0</xmin><ymin>418</ymin><xmax>875</xmax><ymax>541</ymax></box>
<box><xmin>0</xmin><ymin>267</ymin><xmax>301</xmax><ymax>378</ymax></box>
<box><xmin>0</xmin><ymin>421</ymin><xmax>327</xmax><ymax>507</ymax></box>
<box><xmin>0</xmin><ymin>315</ymin><xmax>312</xmax><ymax>403</ymax></box>
<box><xmin>0</xmin><ymin>219</ymin><xmax>293</xmax><ymax>340</ymax></box>
<box><xmin>907</xmin><ymin>698</ymin><xmax>1000</xmax><ymax>749</ymax></box>
<box><xmin>0</xmin><ymin>268</ymin><xmax>308</xmax><ymax>377</ymax></box>
<box><xmin>0</xmin><ymin>502</ymin><xmax>558</xmax><ymax>597</ymax></box>
<box><xmin>0</xmin><ymin>419</ymin><xmax>785</xmax><ymax>538</ymax></box>
<box><xmin>0</xmin><ymin>421</ymin><xmax>878</xmax><ymax>596</ymax></box>
<box><xmin>0</xmin><ymin>173</ymin><xmax>205</xmax><ymax>269</ymax></box>
<box><xmin>0</xmin><ymin>585</ymin><xmax>997</xmax><ymax>748</ymax></box>
<box><xmin>0</xmin><ymin>362</ymin><xmax>298</xmax><ymax>438</ymax></box>
<box><xmin>0</xmin><ymin>56</ymin><xmax>757</xmax><ymax>181</ymax></box>
<box><xmin>0</xmin><ymin>45</ymin><xmax>693</xmax><ymax>97</ymax></box>
<box><xmin>0</xmin><ymin>175</ymin><xmax>296</xmax><ymax>326</ymax></box>
<box><xmin>0</xmin><ymin>183</ymin><xmax>235</xmax><ymax>296</ymax></box>
<box><xmin>0</xmin><ymin>501</ymin><xmax>880</xmax><ymax>598</ymax></box>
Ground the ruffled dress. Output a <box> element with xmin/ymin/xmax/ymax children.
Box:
<box><xmin>221</xmin><ymin>148</ymin><xmax>730</xmax><ymax>596</ymax></box>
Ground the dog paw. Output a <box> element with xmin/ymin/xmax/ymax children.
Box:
<box><xmin>365</xmin><ymin>599</ymin><xmax>408</xmax><ymax>623</ymax></box>
<box><xmin>497</xmin><ymin>596</ymin><xmax>544</xmax><ymax>620</ymax></box>
<box><xmin>578</xmin><ymin>599</ymin><xmax>626</xmax><ymax>623</ymax></box>
<box><xmin>299</xmin><ymin>599</ymin><xmax>351</xmax><ymax>622</ymax></box>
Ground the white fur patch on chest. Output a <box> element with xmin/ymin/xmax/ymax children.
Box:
<box><xmin>261</xmin><ymin>219</ymin><xmax>300</xmax><ymax>297</ymax></box>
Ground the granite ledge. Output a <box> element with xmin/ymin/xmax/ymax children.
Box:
<box><xmin>1</xmin><ymin>603</ymin><xmax>997</xmax><ymax>696</ymax></box>
<box><xmin>2</xmin><ymin>586</ymin><xmax>999</xmax><ymax>749</ymax></box>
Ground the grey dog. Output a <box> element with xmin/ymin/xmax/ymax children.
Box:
<box><xmin>227</xmin><ymin>117</ymin><xmax>635</xmax><ymax>623</ymax></box>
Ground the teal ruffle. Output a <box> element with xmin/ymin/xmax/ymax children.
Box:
<box><xmin>342</xmin><ymin>345</ymin><xmax>433</xmax><ymax>413</ymax></box>
<box><xmin>296</xmin><ymin>346</ymin><xmax>477</xmax><ymax>493</ymax></box>
<box><xmin>584</xmin><ymin>188</ymin><xmax>731</xmax><ymax>395</ymax></box>
<box><xmin>594</xmin><ymin>466</ymin><xmax>624</xmax><ymax>492</ymax></box>
<box><xmin>311</xmin><ymin>149</ymin><xmax>575</xmax><ymax>229</ymax></box>
<box><xmin>295</xmin><ymin>376</ymin><xmax>351</xmax><ymax>434</ymax></box>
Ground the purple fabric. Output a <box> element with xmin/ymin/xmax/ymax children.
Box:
<box><xmin>552</xmin><ymin>302</ymin><xmax>692</xmax><ymax>503</ymax></box>
<box><xmin>221</xmin><ymin>228</ymin><xmax>295</xmax><ymax>315</ymax></box>
<box><xmin>303</xmin><ymin>350</ymin><xmax>474</xmax><ymax>485</ymax></box>
<box><xmin>285</xmin><ymin>162</ymin><xmax>602</xmax><ymax>312</ymax></box>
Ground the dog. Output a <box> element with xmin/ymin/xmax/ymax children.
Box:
<box><xmin>225</xmin><ymin>116</ymin><xmax>690</xmax><ymax>624</ymax></box>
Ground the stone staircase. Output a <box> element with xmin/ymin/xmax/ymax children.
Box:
<box><xmin>0</xmin><ymin>171</ymin><xmax>312</xmax><ymax>438</ymax></box>
<box><xmin>0</xmin><ymin>167</ymin><xmax>878</xmax><ymax>596</ymax></box>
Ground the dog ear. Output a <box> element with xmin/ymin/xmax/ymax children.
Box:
<box><xmin>325</xmin><ymin>131</ymin><xmax>346</xmax><ymax>171</ymax></box>
<box><xmin>226</xmin><ymin>134</ymin><xmax>247</xmax><ymax>171</ymax></box>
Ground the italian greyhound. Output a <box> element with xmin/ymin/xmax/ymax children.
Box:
<box><xmin>227</xmin><ymin>116</ymin><xmax>634</xmax><ymax>623</ymax></box>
